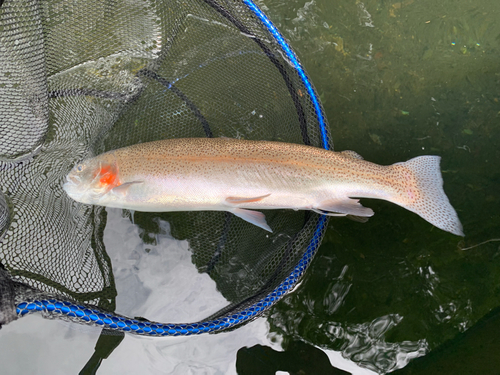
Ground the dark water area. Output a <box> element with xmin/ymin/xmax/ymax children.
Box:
<box><xmin>251</xmin><ymin>0</ymin><xmax>500</xmax><ymax>372</ymax></box>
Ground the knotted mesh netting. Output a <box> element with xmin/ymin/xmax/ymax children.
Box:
<box><xmin>0</xmin><ymin>0</ymin><xmax>331</xmax><ymax>331</ymax></box>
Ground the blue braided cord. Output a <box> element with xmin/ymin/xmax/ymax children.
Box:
<box><xmin>243</xmin><ymin>0</ymin><xmax>330</xmax><ymax>151</ymax></box>
<box><xmin>15</xmin><ymin>1</ymin><xmax>330</xmax><ymax>335</ymax></box>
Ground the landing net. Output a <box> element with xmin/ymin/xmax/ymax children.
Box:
<box><xmin>0</xmin><ymin>0</ymin><xmax>331</xmax><ymax>334</ymax></box>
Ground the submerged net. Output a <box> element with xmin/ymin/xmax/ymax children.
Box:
<box><xmin>0</xmin><ymin>0</ymin><xmax>331</xmax><ymax>332</ymax></box>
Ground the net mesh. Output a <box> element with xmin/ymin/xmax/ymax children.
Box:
<box><xmin>0</xmin><ymin>0</ymin><xmax>330</xmax><ymax>325</ymax></box>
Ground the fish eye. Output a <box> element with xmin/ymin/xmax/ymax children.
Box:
<box><xmin>76</xmin><ymin>164</ymin><xmax>85</xmax><ymax>173</ymax></box>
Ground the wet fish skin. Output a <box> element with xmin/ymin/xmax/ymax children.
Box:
<box><xmin>63</xmin><ymin>138</ymin><xmax>463</xmax><ymax>236</ymax></box>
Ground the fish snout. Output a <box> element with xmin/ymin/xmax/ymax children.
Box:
<box><xmin>68</xmin><ymin>174</ymin><xmax>81</xmax><ymax>185</ymax></box>
<box><xmin>63</xmin><ymin>171</ymin><xmax>84</xmax><ymax>199</ymax></box>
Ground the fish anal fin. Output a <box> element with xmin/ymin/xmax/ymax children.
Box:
<box><xmin>315</xmin><ymin>198</ymin><xmax>374</xmax><ymax>217</ymax></box>
<box><xmin>226</xmin><ymin>193</ymin><xmax>271</xmax><ymax>204</ymax></box>
<box><xmin>311</xmin><ymin>208</ymin><xmax>347</xmax><ymax>217</ymax></box>
<box><xmin>230</xmin><ymin>208</ymin><xmax>272</xmax><ymax>232</ymax></box>
<box><xmin>110</xmin><ymin>181</ymin><xmax>143</xmax><ymax>197</ymax></box>
<box><xmin>346</xmin><ymin>214</ymin><xmax>369</xmax><ymax>223</ymax></box>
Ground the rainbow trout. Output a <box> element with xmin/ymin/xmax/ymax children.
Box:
<box><xmin>63</xmin><ymin>138</ymin><xmax>463</xmax><ymax>236</ymax></box>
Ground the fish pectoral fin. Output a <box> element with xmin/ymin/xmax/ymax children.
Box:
<box><xmin>315</xmin><ymin>198</ymin><xmax>374</xmax><ymax>217</ymax></box>
<box><xmin>110</xmin><ymin>181</ymin><xmax>144</xmax><ymax>197</ymax></box>
<box><xmin>230</xmin><ymin>208</ymin><xmax>273</xmax><ymax>233</ymax></box>
<box><xmin>226</xmin><ymin>193</ymin><xmax>271</xmax><ymax>204</ymax></box>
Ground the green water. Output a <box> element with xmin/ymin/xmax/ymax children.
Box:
<box><xmin>249</xmin><ymin>0</ymin><xmax>500</xmax><ymax>372</ymax></box>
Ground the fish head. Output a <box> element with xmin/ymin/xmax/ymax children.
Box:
<box><xmin>63</xmin><ymin>153</ymin><xmax>120</xmax><ymax>205</ymax></box>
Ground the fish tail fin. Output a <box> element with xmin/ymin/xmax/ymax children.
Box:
<box><xmin>395</xmin><ymin>156</ymin><xmax>464</xmax><ymax>236</ymax></box>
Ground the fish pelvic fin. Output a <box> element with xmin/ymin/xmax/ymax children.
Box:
<box><xmin>230</xmin><ymin>208</ymin><xmax>273</xmax><ymax>232</ymax></box>
<box><xmin>394</xmin><ymin>156</ymin><xmax>464</xmax><ymax>236</ymax></box>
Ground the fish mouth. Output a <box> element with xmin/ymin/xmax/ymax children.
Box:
<box><xmin>63</xmin><ymin>173</ymin><xmax>81</xmax><ymax>187</ymax></box>
<box><xmin>63</xmin><ymin>172</ymin><xmax>107</xmax><ymax>203</ymax></box>
<box><xmin>68</xmin><ymin>175</ymin><xmax>80</xmax><ymax>185</ymax></box>
<box><xmin>62</xmin><ymin>174</ymin><xmax>83</xmax><ymax>199</ymax></box>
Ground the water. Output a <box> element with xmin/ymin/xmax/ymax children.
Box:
<box><xmin>1</xmin><ymin>0</ymin><xmax>500</xmax><ymax>373</ymax></box>
<box><xmin>260</xmin><ymin>0</ymin><xmax>500</xmax><ymax>372</ymax></box>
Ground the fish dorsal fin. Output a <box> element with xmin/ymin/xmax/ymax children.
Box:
<box><xmin>341</xmin><ymin>150</ymin><xmax>364</xmax><ymax>160</ymax></box>
<box><xmin>110</xmin><ymin>181</ymin><xmax>143</xmax><ymax>197</ymax></box>
<box><xmin>230</xmin><ymin>208</ymin><xmax>272</xmax><ymax>232</ymax></box>
<box><xmin>226</xmin><ymin>194</ymin><xmax>271</xmax><ymax>204</ymax></box>
<box><xmin>314</xmin><ymin>198</ymin><xmax>374</xmax><ymax>217</ymax></box>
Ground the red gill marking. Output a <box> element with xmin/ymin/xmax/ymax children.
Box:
<box><xmin>98</xmin><ymin>165</ymin><xmax>117</xmax><ymax>186</ymax></box>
